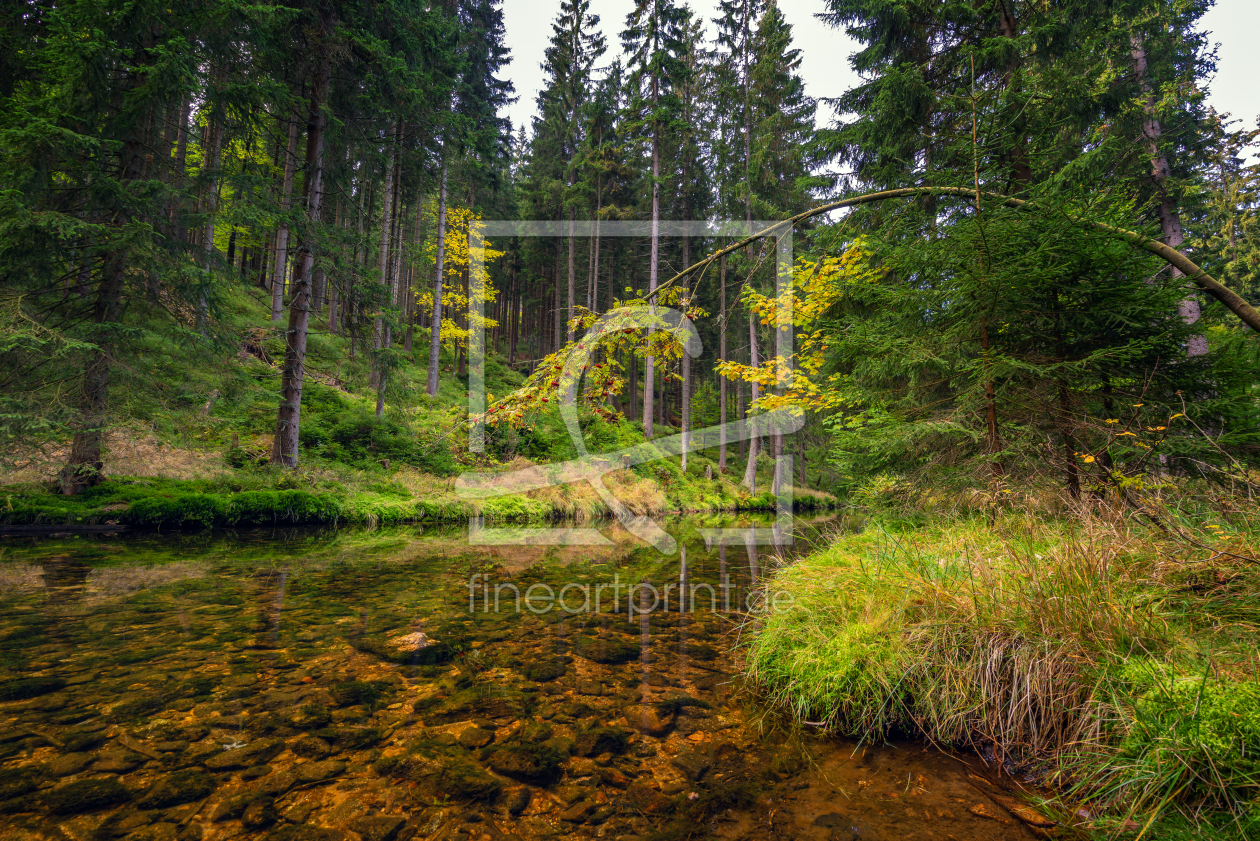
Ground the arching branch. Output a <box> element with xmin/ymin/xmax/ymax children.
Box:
<box><xmin>646</xmin><ymin>186</ymin><xmax>1260</xmax><ymax>334</ymax></box>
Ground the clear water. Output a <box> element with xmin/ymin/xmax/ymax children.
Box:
<box><xmin>0</xmin><ymin>518</ymin><xmax>1041</xmax><ymax>840</ymax></box>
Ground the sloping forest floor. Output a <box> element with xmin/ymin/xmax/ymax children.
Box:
<box><xmin>0</xmin><ymin>283</ymin><xmax>833</xmax><ymax>529</ymax></box>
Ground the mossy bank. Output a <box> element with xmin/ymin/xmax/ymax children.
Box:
<box><xmin>745</xmin><ymin>506</ymin><xmax>1260</xmax><ymax>840</ymax></box>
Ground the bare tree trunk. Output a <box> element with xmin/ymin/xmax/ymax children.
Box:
<box><xmin>271</xmin><ymin>103</ymin><xmax>301</xmax><ymax>321</ymax></box>
<box><xmin>197</xmin><ymin>115</ymin><xmax>224</xmax><ymax>332</ymax></box>
<box><xmin>719</xmin><ymin>252</ymin><xmax>727</xmax><ymax>472</ymax></box>
<box><xmin>742</xmin><ymin>312</ymin><xmax>760</xmax><ymax>493</ymax></box>
<box><xmin>1130</xmin><ymin>32</ymin><xmax>1207</xmax><ymax>358</ymax></box>
<box><xmin>567</xmin><ymin>197</ymin><xmax>576</xmax><ymax>343</ymax></box>
<box><xmin>644</xmin><ymin>115</ymin><xmax>659</xmax><ymax>438</ymax></box>
<box><xmin>426</xmin><ymin>159</ymin><xmax>448</xmax><ymax>397</ymax></box>
<box><xmin>271</xmin><ymin>59</ymin><xmax>330</xmax><ymax>467</ymax></box>
<box><xmin>372</xmin><ymin>120</ymin><xmax>397</xmax><ymax>395</ymax></box>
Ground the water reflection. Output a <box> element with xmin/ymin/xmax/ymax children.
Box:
<box><xmin>0</xmin><ymin>516</ymin><xmax>1036</xmax><ymax>840</ymax></box>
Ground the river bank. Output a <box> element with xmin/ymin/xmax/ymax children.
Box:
<box><xmin>1</xmin><ymin>457</ymin><xmax>836</xmax><ymax>531</ymax></box>
<box><xmin>745</xmin><ymin>507</ymin><xmax>1260</xmax><ymax>839</ymax></box>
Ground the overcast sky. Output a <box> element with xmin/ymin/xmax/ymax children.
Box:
<box><xmin>501</xmin><ymin>0</ymin><xmax>1260</xmax><ymax>148</ymax></box>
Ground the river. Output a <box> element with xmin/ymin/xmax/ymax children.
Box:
<box><xmin>0</xmin><ymin>517</ymin><xmax>1039</xmax><ymax>840</ymax></box>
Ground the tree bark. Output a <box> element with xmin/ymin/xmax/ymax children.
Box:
<box><xmin>1130</xmin><ymin>32</ymin><xmax>1208</xmax><ymax>357</ymax></box>
<box><xmin>271</xmin><ymin>102</ymin><xmax>301</xmax><ymax>322</ymax></box>
<box><xmin>426</xmin><ymin>159</ymin><xmax>449</xmax><ymax>397</ymax></box>
<box><xmin>644</xmin><ymin>103</ymin><xmax>659</xmax><ymax>438</ymax></box>
<box><xmin>372</xmin><ymin>120</ymin><xmax>397</xmax><ymax>394</ymax></box>
<box><xmin>719</xmin><ymin>252</ymin><xmax>727</xmax><ymax>472</ymax></box>
<box><xmin>271</xmin><ymin>58</ymin><xmax>330</xmax><ymax>467</ymax></box>
<box><xmin>197</xmin><ymin>114</ymin><xmax>224</xmax><ymax>332</ymax></box>
<box><xmin>742</xmin><ymin>309</ymin><xmax>760</xmax><ymax>493</ymax></box>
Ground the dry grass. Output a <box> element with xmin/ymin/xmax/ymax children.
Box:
<box><xmin>3</xmin><ymin>423</ymin><xmax>227</xmax><ymax>484</ymax></box>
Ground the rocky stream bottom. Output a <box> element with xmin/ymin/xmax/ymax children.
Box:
<box><xmin>0</xmin><ymin>523</ymin><xmax>1054</xmax><ymax>841</ymax></box>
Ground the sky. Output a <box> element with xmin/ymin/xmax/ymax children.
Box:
<box><xmin>501</xmin><ymin>0</ymin><xmax>1260</xmax><ymax>145</ymax></box>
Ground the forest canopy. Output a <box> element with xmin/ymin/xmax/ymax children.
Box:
<box><xmin>0</xmin><ymin>0</ymin><xmax>1256</xmax><ymax>502</ymax></box>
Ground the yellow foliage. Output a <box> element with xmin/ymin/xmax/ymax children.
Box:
<box><xmin>413</xmin><ymin>201</ymin><xmax>502</xmax><ymax>352</ymax></box>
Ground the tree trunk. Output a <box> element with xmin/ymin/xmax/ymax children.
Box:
<box><xmin>567</xmin><ymin>199</ymin><xmax>576</xmax><ymax>343</ymax></box>
<box><xmin>58</xmin><ymin>97</ymin><xmax>141</xmax><ymax>498</ymax></box>
<box><xmin>197</xmin><ymin>115</ymin><xmax>224</xmax><ymax>332</ymax></box>
<box><xmin>426</xmin><ymin>160</ymin><xmax>449</xmax><ymax>397</ymax></box>
<box><xmin>271</xmin><ymin>103</ymin><xmax>301</xmax><ymax>321</ymax></box>
<box><xmin>373</xmin><ymin>121</ymin><xmax>397</xmax><ymax>395</ymax></box>
<box><xmin>742</xmin><ymin>312</ymin><xmax>760</xmax><ymax>493</ymax></box>
<box><xmin>719</xmin><ymin>252</ymin><xmax>727</xmax><ymax>472</ymax></box>
<box><xmin>1130</xmin><ymin>32</ymin><xmax>1207</xmax><ymax>357</ymax></box>
<box><xmin>644</xmin><ymin>114</ymin><xmax>659</xmax><ymax>438</ymax></box>
<box><xmin>271</xmin><ymin>59</ymin><xmax>330</xmax><ymax>467</ymax></box>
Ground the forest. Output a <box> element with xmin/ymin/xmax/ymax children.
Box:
<box><xmin>2</xmin><ymin>0</ymin><xmax>1259</xmax><ymax>838</ymax></box>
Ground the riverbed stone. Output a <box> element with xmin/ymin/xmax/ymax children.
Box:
<box><xmin>43</xmin><ymin>777</ymin><xmax>132</xmax><ymax>814</ymax></box>
<box><xmin>297</xmin><ymin>759</ymin><xmax>345</xmax><ymax>783</ymax></box>
<box><xmin>506</xmin><ymin>787</ymin><xmax>531</xmax><ymax>816</ymax></box>
<box><xmin>670</xmin><ymin>750</ymin><xmax>711</xmax><ymax>782</ymax></box>
<box><xmin>137</xmin><ymin>770</ymin><xmax>215</xmax><ymax>808</ymax></box>
<box><xmin>521</xmin><ymin>661</ymin><xmax>565</xmax><ymax>682</ymax></box>
<box><xmin>94</xmin><ymin>750</ymin><xmax>145</xmax><ymax>774</ymax></box>
<box><xmin>0</xmin><ymin>767</ymin><xmax>42</xmax><ymax>799</ymax></box>
<box><xmin>0</xmin><ymin>676</ymin><xmax>66</xmax><ymax>701</ymax></box>
<box><xmin>487</xmin><ymin>742</ymin><xmax>564</xmax><ymax>784</ymax></box>
<box><xmin>624</xmin><ymin>783</ymin><xmax>673</xmax><ymax>815</ymax></box>
<box><xmin>621</xmin><ymin>704</ymin><xmax>674</xmax><ymax>738</ymax></box>
<box><xmin>292</xmin><ymin>735</ymin><xmax>332</xmax><ymax>759</ymax></box>
<box><xmin>124</xmin><ymin>822</ymin><xmax>178</xmax><ymax>841</ymax></box>
<box><xmin>241</xmin><ymin>796</ymin><xmax>278</xmax><ymax>828</ymax></box>
<box><xmin>573</xmin><ymin>727</ymin><xmax>630</xmax><ymax>757</ymax></box>
<box><xmin>289</xmin><ymin>704</ymin><xmax>332</xmax><ymax>730</ymax></box>
<box><xmin>48</xmin><ymin>752</ymin><xmax>95</xmax><ymax>777</ymax></box>
<box><xmin>347</xmin><ymin>815</ymin><xmax>405</xmax><ymax>841</ymax></box>
<box><xmin>204</xmin><ymin>737</ymin><xmax>283</xmax><ymax>770</ymax></box>
<box><xmin>456</xmin><ymin>728</ymin><xmax>494</xmax><ymax>749</ymax></box>
<box><xmin>265</xmin><ymin>828</ymin><xmax>347</xmax><ymax>841</ymax></box>
<box><xmin>574</xmin><ymin>636</ymin><xmax>640</xmax><ymax>665</ymax></box>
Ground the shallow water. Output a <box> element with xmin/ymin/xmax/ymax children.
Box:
<box><xmin>0</xmin><ymin>517</ymin><xmax>1043</xmax><ymax>840</ymax></box>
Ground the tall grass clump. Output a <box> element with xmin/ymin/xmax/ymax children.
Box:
<box><xmin>745</xmin><ymin>500</ymin><xmax>1260</xmax><ymax>834</ymax></box>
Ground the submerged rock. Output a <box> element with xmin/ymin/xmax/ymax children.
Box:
<box><xmin>573</xmin><ymin>727</ymin><xmax>630</xmax><ymax>758</ymax></box>
<box><xmin>291</xmin><ymin>735</ymin><xmax>332</xmax><ymax>759</ymax></box>
<box><xmin>506</xmin><ymin>787</ymin><xmax>531</xmax><ymax>816</ymax></box>
<box><xmin>48</xmin><ymin>752</ymin><xmax>94</xmax><ymax>777</ymax></box>
<box><xmin>297</xmin><ymin>759</ymin><xmax>346</xmax><ymax>783</ymax></box>
<box><xmin>0</xmin><ymin>767</ymin><xmax>43</xmax><ymax>799</ymax></box>
<box><xmin>574</xmin><ymin>636</ymin><xmax>640</xmax><ymax>665</ymax></box>
<box><xmin>137</xmin><ymin>769</ymin><xmax>215</xmax><ymax>808</ymax></box>
<box><xmin>241</xmin><ymin>795</ymin><xmax>278</xmax><ymax>828</ymax></box>
<box><xmin>486</xmin><ymin>742</ymin><xmax>564</xmax><ymax>784</ymax></box>
<box><xmin>347</xmin><ymin>815</ymin><xmax>405</xmax><ymax>841</ymax></box>
<box><xmin>621</xmin><ymin>704</ymin><xmax>675</xmax><ymax>738</ymax></box>
<box><xmin>456</xmin><ymin>727</ymin><xmax>495</xmax><ymax>749</ymax></box>
<box><xmin>521</xmin><ymin>660</ymin><xmax>565</xmax><ymax>682</ymax></box>
<box><xmin>43</xmin><ymin>777</ymin><xmax>132</xmax><ymax>814</ymax></box>
<box><xmin>0</xmin><ymin>676</ymin><xmax>66</xmax><ymax>701</ymax></box>
<box><xmin>204</xmin><ymin>738</ymin><xmax>283</xmax><ymax>771</ymax></box>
